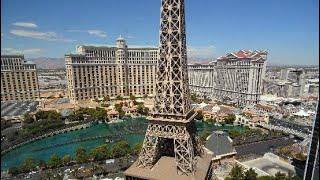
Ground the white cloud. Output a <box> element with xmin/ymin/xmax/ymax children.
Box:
<box><xmin>12</xmin><ymin>22</ymin><xmax>38</xmax><ymax>28</ymax></box>
<box><xmin>87</xmin><ymin>30</ymin><xmax>107</xmax><ymax>38</ymax></box>
<box><xmin>187</xmin><ymin>45</ymin><xmax>216</xmax><ymax>59</ymax></box>
<box><xmin>10</xmin><ymin>29</ymin><xmax>74</xmax><ymax>42</ymax></box>
<box><xmin>1</xmin><ymin>48</ymin><xmax>42</xmax><ymax>55</ymax></box>
<box><xmin>67</xmin><ymin>29</ymin><xmax>107</xmax><ymax>38</ymax></box>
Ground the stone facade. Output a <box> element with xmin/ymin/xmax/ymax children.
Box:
<box><xmin>188</xmin><ymin>50</ymin><xmax>267</xmax><ymax>106</ymax></box>
<box><xmin>65</xmin><ymin>37</ymin><xmax>158</xmax><ymax>103</ymax></box>
<box><xmin>1</xmin><ymin>55</ymin><xmax>39</xmax><ymax>101</ymax></box>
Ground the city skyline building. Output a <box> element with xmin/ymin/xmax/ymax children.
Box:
<box><xmin>188</xmin><ymin>50</ymin><xmax>267</xmax><ymax>106</ymax></box>
<box><xmin>124</xmin><ymin>0</ymin><xmax>212</xmax><ymax>179</ymax></box>
<box><xmin>65</xmin><ymin>38</ymin><xmax>158</xmax><ymax>103</ymax></box>
<box><xmin>1</xmin><ymin>55</ymin><xmax>40</xmax><ymax>101</ymax></box>
<box><xmin>263</xmin><ymin>67</ymin><xmax>319</xmax><ymax>98</ymax></box>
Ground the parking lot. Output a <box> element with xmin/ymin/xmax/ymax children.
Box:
<box><xmin>1</xmin><ymin>101</ymin><xmax>39</xmax><ymax>117</ymax></box>
<box><xmin>270</xmin><ymin>118</ymin><xmax>312</xmax><ymax>133</ymax></box>
<box><xmin>235</xmin><ymin>136</ymin><xmax>297</xmax><ymax>157</ymax></box>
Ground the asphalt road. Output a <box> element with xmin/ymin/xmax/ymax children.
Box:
<box><xmin>270</xmin><ymin>118</ymin><xmax>312</xmax><ymax>133</ymax></box>
<box><xmin>235</xmin><ymin>136</ymin><xmax>297</xmax><ymax>157</ymax></box>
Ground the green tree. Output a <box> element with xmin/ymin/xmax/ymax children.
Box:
<box><xmin>115</xmin><ymin>103</ymin><xmax>125</xmax><ymax>118</ymax></box>
<box><xmin>62</xmin><ymin>154</ymin><xmax>72</xmax><ymax>165</ymax></box>
<box><xmin>191</xmin><ymin>94</ymin><xmax>199</xmax><ymax>103</ymax></box>
<box><xmin>137</xmin><ymin>103</ymin><xmax>149</xmax><ymax>116</ymax></box>
<box><xmin>112</xmin><ymin>140</ymin><xmax>131</xmax><ymax>158</ymax></box>
<box><xmin>20</xmin><ymin>157</ymin><xmax>36</xmax><ymax>173</ymax></box>
<box><xmin>48</xmin><ymin>154</ymin><xmax>61</xmax><ymax>168</ymax></box>
<box><xmin>130</xmin><ymin>95</ymin><xmax>136</xmax><ymax>101</ymax></box>
<box><xmin>229</xmin><ymin>164</ymin><xmax>244</xmax><ymax>180</ymax></box>
<box><xmin>132</xmin><ymin>142</ymin><xmax>143</xmax><ymax>155</ymax></box>
<box><xmin>76</xmin><ymin>147</ymin><xmax>88</xmax><ymax>163</ymax></box>
<box><xmin>68</xmin><ymin>112</ymin><xmax>83</xmax><ymax>122</ymax></box>
<box><xmin>137</xmin><ymin>104</ymin><xmax>145</xmax><ymax>114</ymax></box>
<box><xmin>23</xmin><ymin>114</ymin><xmax>34</xmax><ymax>124</ymax></box>
<box><xmin>200</xmin><ymin>129</ymin><xmax>211</xmax><ymax>142</ymax></box>
<box><xmin>21</xmin><ymin>118</ymin><xmax>64</xmax><ymax>137</ymax></box>
<box><xmin>228</xmin><ymin>130</ymin><xmax>241</xmax><ymax>139</ymax></box>
<box><xmin>244</xmin><ymin>168</ymin><xmax>258</xmax><ymax>180</ymax></box>
<box><xmin>207</xmin><ymin>118</ymin><xmax>216</xmax><ymax>123</ymax></box>
<box><xmin>143</xmin><ymin>94</ymin><xmax>148</xmax><ymax>98</ymax></box>
<box><xmin>35</xmin><ymin>110</ymin><xmax>61</xmax><ymax>121</ymax></box>
<box><xmin>274</xmin><ymin>172</ymin><xmax>286</xmax><ymax>180</ymax></box>
<box><xmin>225</xmin><ymin>114</ymin><xmax>236</xmax><ymax>124</ymax></box>
<box><xmin>90</xmin><ymin>144</ymin><xmax>108</xmax><ymax>161</ymax></box>
<box><xmin>92</xmin><ymin>107</ymin><xmax>107</xmax><ymax>120</ymax></box>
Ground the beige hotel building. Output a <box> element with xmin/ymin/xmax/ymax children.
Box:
<box><xmin>1</xmin><ymin>55</ymin><xmax>40</xmax><ymax>101</ymax></box>
<box><xmin>189</xmin><ymin>50</ymin><xmax>267</xmax><ymax>106</ymax></box>
<box><xmin>65</xmin><ymin>37</ymin><xmax>158</xmax><ymax>103</ymax></box>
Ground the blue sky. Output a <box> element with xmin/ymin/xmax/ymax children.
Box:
<box><xmin>1</xmin><ymin>0</ymin><xmax>319</xmax><ymax>65</ymax></box>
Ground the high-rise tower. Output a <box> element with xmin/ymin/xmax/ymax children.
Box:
<box><xmin>125</xmin><ymin>0</ymin><xmax>212</xmax><ymax>179</ymax></box>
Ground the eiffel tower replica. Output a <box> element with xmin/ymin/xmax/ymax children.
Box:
<box><xmin>125</xmin><ymin>0</ymin><xmax>212</xmax><ymax>179</ymax></box>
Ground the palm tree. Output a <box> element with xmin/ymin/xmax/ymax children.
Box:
<box><xmin>244</xmin><ymin>168</ymin><xmax>258</xmax><ymax>180</ymax></box>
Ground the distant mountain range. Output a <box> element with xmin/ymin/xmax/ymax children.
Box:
<box><xmin>30</xmin><ymin>57</ymin><xmax>65</xmax><ymax>69</ymax></box>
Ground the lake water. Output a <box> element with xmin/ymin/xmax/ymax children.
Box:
<box><xmin>1</xmin><ymin>118</ymin><xmax>245</xmax><ymax>170</ymax></box>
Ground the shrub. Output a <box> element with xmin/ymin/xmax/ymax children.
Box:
<box><xmin>62</xmin><ymin>154</ymin><xmax>72</xmax><ymax>165</ymax></box>
<box><xmin>23</xmin><ymin>114</ymin><xmax>35</xmax><ymax>124</ymax></box>
<box><xmin>76</xmin><ymin>147</ymin><xmax>88</xmax><ymax>163</ymax></box>
<box><xmin>48</xmin><ymin>154</ymin><xmax>61</xmax><ymax>168</ymax></box>
<box><xmin>20</xmin><ymin>157</ymin><xmax>36</xmax><ymax>173</ymax></box>
<box><xmin>111</xmin><ymin>141</ymin><xmax>131</xmax><ymax>158</ymax></box>
<box><xmin>90</xmin><ymin>144</ymin><xmax>109</xmax><ymax>161</ymax></box>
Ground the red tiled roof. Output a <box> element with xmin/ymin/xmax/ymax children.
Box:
<box><xmin>218</xmin><ymin>50</ymin><xmax>267</xmax><ymax>60</ymax></box>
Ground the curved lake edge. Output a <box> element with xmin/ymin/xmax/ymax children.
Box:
<box><xmin>1</xmin><ymin>121</ymin><xmax>93</xmax><ymax>155</ymax></box>
<box><xmin>1</xmin><ymin>118</ymin><xmax>245</xmax><ymax>171</ymax></box>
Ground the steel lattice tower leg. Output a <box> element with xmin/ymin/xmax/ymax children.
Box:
<box><xmin>136</xmin><ymin>0</ymin><xmax>201</xmax><ymax>175</ymax></box>
<box><xmin>137</xmin><ymin>123</ymin><xmax>199</xmax><ymax>175</ymax></box>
